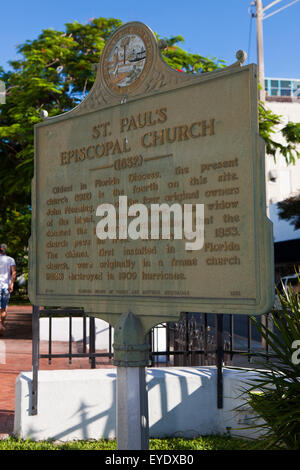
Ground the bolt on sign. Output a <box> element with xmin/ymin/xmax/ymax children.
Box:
<box><xmin>29</xmin><ymin>22</ymin><xmax>274</xmax><ymax>332</ymax></box>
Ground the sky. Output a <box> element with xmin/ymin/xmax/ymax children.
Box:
<box><xmin>0</xmin><ymin>0</ymin><xmax>299</xmax><ymax>78</ymax></box>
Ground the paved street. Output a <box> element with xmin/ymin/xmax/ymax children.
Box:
<box><xmin>0</xmin><ymin>305</ymin><xmax>113</xmax><ymax>438</ymax></box>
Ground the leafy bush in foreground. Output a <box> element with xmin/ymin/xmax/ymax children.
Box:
<box><xmin>246</xmin><ymin>278</ymin><xmax>300</xmax><ymax>450</ymax></box>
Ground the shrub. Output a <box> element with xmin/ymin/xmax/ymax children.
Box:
<box><xmin>246</xmin><ymin>277</ymin><xmax>300</xmax><ymax>449</ymax></box>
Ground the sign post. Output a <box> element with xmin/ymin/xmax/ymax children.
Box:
<box><xmin>114</xmin><ymin>312</ymin><xmax>149</xmax><ymax>450</ymax></box>
<box><xmin>29</xmin><ymin>21</ymin><xmax>274</xmax><ymax>450</ymax></box>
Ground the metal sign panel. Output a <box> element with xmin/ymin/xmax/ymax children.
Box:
<box><xmin>29</xmin><ymin>22</ymin><xmax>274</xmax><ymax>330</ymax></box>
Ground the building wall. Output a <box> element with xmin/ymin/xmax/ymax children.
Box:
<box><xmin>14</xmin><ymin>367</ymin><xmax>264</xmax><ymax>441</ymax></box>
<box><xmin>264</xmin><ymin>96</ymin><xmax>300</xmax><ymax>278</ymax></box>
<box><xmin>264</xmin><ymin>99</ymin><xmax>300</xmax><ymax>205</ymax></box>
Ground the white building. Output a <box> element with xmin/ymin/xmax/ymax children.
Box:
<box><xmin>264</xmin><ymin>78</ymin><xmax>300</xmax><ymax>206</ymax></box>
<box><xmin>264</xmin><ymin>78</ymin><xmax>300</xmax><ymax>277</ymax></box>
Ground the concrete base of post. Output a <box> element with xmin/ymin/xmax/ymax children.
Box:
<box><xmin>116</xmin><ymin>366</ymin><xmax>149</xmax><ymax>450</ymax></box>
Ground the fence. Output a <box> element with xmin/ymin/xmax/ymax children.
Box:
<box><xmin>31</xmin><ymin>306</ymin><xmax>272</xmax><ymax>414</ymax></box>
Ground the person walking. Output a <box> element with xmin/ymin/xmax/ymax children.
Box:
<box><xmin>0</xmin><ymin>244</ymin><xmax>16</xmax><ymax>335</ymax></box>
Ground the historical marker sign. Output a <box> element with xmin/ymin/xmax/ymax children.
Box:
<box><xmin>29</xmin><ymin>22</ymin><xmax>274</xmax><ymax>331</ymax></box>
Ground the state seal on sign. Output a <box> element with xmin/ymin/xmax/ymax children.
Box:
<box><xmin>102</xmin><ymin>23</ymin><xmax>154</xmax><ymax>95</ymax></box>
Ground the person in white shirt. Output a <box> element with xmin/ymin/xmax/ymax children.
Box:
<box><xmin>0</xmin><ymin>244</ymin><xmax>16</xmax><ymax>335</ymax></box>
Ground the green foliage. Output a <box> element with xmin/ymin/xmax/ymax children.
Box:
<box><xmin>0</xmin><ymin>18</ymin><xmax>121</xmax><ymax>260</ymax></box>
<box><xmin>158</xmin><ymin>35</ymin><xmax>225</xmax><ymax>74</ymax></box>
<box><xmin>0</xmin><ymin>17</ymin><xmax>299</xmax><ymax>262</ymax></box>
<box><xmin>0</xmin><ymin>207</ymin><xmax>31</xmax><ymax>259</ymax></box>
<box><xmin>0</xmin><ymin>435</ymin><xmax>272</xmax><ymax>450</ymax></box>
<box><xmin>149</xmin><ymin>436</ymin><xmax>269</xmax><ymax>450</ymax></box>
<box><xmin>0</xmin><ymin>18</ymin><xmax>222</xmax><ymax>262</ymax></box>
<box><xmin>246</xmin><ymin>281</ymin><xmax>300</xmax><ymax>450</ymax></box>
<box><xmin>0</xmin><ymin>206</ymin><xmax>30</xmax><ymax>301</ymax></box>
<box><xmin>0</xmin><ymin>17</ymin><xmax>121</xmax><ymax>194</ymax></box>
<box><xmin>277</xmin><ymin>194</ymin><xmax>300</xmax><ymax>230</ymax></box>
<box><xmin>258</xmin><ymin>102</ymin><xmax>300</xmax><ymax>165</ymax></box>
<box><xmin>282</xmin><ymin>121</ymin><xmax>300</xmax><ymax>145</ymax></box>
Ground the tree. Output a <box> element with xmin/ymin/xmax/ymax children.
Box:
<box><xmin>277</xmin><ymin>194</ymin><xmax>300</xmax><ymax>231</ymax></box>
<box><xmin>245</xmin><ymin>284</ymin><xmax>300</xmax><ymax>450</ymax></box>
<box><xmin>0</xmin><ymin>17</ymin><xmax>299</xmax><ymax>261</ymax></box>
<box><xmin>0</xmin><ymin>18</ymin><xmax>223</xmax><ymax>260</ymax></box>
<box><xmin>0</xmin><ymin>18</ymin><xmax>122</xmax><ymax>261</ymax></box>
<box><xmin>259</xmin><ymin>102</ymin><xmax>300</xmax><ymax>165</ymax></box>
<box><xmin>259</xmin><ymin>105</ymin><xmax>300</xmax><ymax>231</ymax></box>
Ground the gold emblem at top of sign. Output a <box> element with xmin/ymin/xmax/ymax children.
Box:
<box><xmin>107</xmin><ymin>35</ymin><xmax>146</xmax><ymax>87</ymax></box>
<box><xmin>77</xmin><ymin>21</ymin><xmax>246</xmax><ymax>113</ymax></box>
<box><xmin>102</xmin><ymin>23</ymin><xmax>153</xmax><ymax>95</ymax></box>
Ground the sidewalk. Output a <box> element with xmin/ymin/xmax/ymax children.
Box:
<box><xmin>0</xmin><ymin>305</ymin><xmax>113</xmax><ymax>438</ymax></box>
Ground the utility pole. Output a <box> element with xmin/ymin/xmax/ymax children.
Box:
<box><xmin>254</xmin><ymin>0</ymin><xmax>300</xmax><ymax>102</ymax></box>
<box><xmin>253</xmin><ymin>0</ymin><xmax>300</xmax><ymax>345</ymax></box>
<box><xmin>256</xmin><ymin>0</ymin><xmax>265</xmax><ymax>101</ymax></box>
